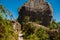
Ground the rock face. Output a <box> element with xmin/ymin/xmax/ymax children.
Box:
<box><xmin>17</xmin><ymin>0</ymin><xmax>53</xmax><ymax>26</ymax></box>
<box><xmin>11</xmin><ymin>21</ymin><xmax>21</xmax><ymax>32</ymax></box>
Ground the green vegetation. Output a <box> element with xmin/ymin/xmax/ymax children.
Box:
<box><xmin>22</xmin><ymin>16</ymin><xmax>60</xmax><ymax>40</ymax></box>
<box><xmin>0</xmin><ymin>4</ymin><xmax>60</xmax><ymax>40</ymax></box>
<box><xmin>22</xmin><ymin>22</ymin><xmax>50</xmax><ymax>40</ymax></box>
<box><xmin>0</xmin><ymin>5</ymin><xmax>18</xmax><ymax>40</ymax></box>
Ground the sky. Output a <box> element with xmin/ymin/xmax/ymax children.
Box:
<box><xmin>0</xmin><ymin>0</ymin><xmax>60</xmax><ymax>22</ymax></box>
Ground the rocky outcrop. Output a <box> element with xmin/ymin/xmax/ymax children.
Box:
<box><xmin>22</xmin><ymin>22</ymin><xmax>59</xmax><ymax>40</ymax></box>
<box><xmin>17</xmin><ymin>0</ymin><xmax>53</xmax><ymax>27</ymax></box>
<box><xmin>11</xmin><ymin>21</ymin><xmax>21</xmax><ymax>32</ymax></box>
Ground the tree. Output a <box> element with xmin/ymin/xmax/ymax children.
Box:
<box><xmin>0</xmin><ymin>4</ymin><xmax>18</xmax><ymax>40</ymax></box>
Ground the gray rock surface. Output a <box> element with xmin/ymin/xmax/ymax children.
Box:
<box><xmin>17</xmin><ymin>0</ymin><xmax>53</xmax><ymax>26</ymax></box>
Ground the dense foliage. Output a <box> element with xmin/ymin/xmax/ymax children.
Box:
<box><xmin>0</xmin><ymin>5</ymin><xmax>18</xmax><ymax>40</ymax></box>
<box><xmin>22</xmin><ymin>16</ymin><xmax>60</xmax><ymax>40</ymax></box>
<box><xmin>0</xmin><ymin>4</ymin><xmax>60</xmax><ymax>40</ymax></box>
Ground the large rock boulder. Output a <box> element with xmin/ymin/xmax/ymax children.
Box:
<box><xmin>17</xmin><ymin>0</ymin><xmax>53</xmax><ymax>26</ymax></box>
